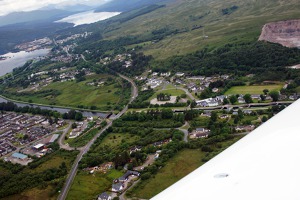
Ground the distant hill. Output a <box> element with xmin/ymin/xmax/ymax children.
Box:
<box><xmin>95</xmin><ymin>0</ymin><xmax>167</xmax><ymax>12</ymax></box>
<box><xmin>0</xmin><ymin>9</ymin><xmax>76</xmax><ymax>27</ymax></box>
<box><xmin>0</xmin><ymin>21</ymin><xmax>72</xmax><ymax>55</ymax></box>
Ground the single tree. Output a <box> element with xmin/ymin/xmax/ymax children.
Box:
<box><xmin>244</xmin><ymin>94</ymin><xmax>253</xmax><ymax>104</ymax></box>
<box><xmin>263</xmin><ymin>89</ymin><xmax>269</xmax><ymax>95</ymax></box>
<box><xmin>229</xmin><ymin>95</ymin><xmax>238</xmax><ymax>104</ymax></box>
<box><xmin>269</xmin><ymin>90</ymin><xmax>279</xmax><ymax>102</ymax></box>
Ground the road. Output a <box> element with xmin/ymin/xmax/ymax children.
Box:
<box><xmin>119</xmin><ymin>179</ymin><xmax>141</xmax><ymax>200</ymax></box>
<box><xmin>153</xmin><ymin>121</ymin><xmax>190</xmax><ymax>143</ymax></box>
<box><xmin>178</xmin><ymin>128</ymin><xmax>189</xmax><ymax>142</ymax></box>
<box><xmin>161</xmin><ymin>86</ymin><xmax>195</xmax><ymax>100</ymax></box>
<box><xmin>176</xmin><ymin>87</ymin><xmax>195</xmax><ymax>101</ymax></box>
<box><xmin>173</xmin><ymin>101</ymin><xmax>294</xmax><ymax>112</ymax></box>
<box><xmin>58</xmin><ymin>73</ymin><xmax>138</xmax><ymax>200</ymax></box>
<box><xmin>58</xmin><ymin>122</ymin><xmax>76</xmax><ymax>151</ymax></box>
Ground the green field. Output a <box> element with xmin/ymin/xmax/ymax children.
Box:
<box><xmin>67</xmin><ymin>170</ymin><xmax>123</xmax><ymax>200</ymax></box>
<box><xmin>225</xmin><ymin>84</ymin><xmax>284</xmax><ymax>95</ymax></box>
<box><xmin>150</xmin><ymin>88</ymin><xmax>186</xmax><ymax>100</ymax></box>
<box><xmin>127</xmin><ymin>149</ymin><xmax>206</xmax><ymax>199</ymax></box>
<box><xmin>6</xmin><ymin>74</ymin><xmax>125</xmax><ymax>111</ymax></box>
<box><xmin>3</xmin><ymin>186</ymin><xmax>57</xmax><ymax>200</ymax></box>
<box><xmin>69</xmin><ymin>127</ymin><xmax>99</xmax><ymax>148</ymax></box>
<box><xmin>191</xmin><ymin>116</ymin><xmax>211</xmax><ymax>128</ymax></box>
<box><xmin>98</xmin><ymin>133</ymin><xmax>140</xmax><ymax>149</ymax></box>
<box><xmin>127</xmin><ymin>137</ymin><xmax>243</xmax><ymax>199</ymax></box>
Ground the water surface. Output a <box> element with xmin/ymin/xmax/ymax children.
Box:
<box><xmin>56</xmin><ymin>10</ymin><xmax>121</xmax><ymax>26</ymax></box>
<box><xmin>0</xmin><ymin>49</ymin><xmax>50</xmax><ymax>76</ymax></box>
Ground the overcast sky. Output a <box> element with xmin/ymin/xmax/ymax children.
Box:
<box><xmin>0</xmin><ymin>0</ymin><xmax>111</xmax><ymax>16</ymax></box>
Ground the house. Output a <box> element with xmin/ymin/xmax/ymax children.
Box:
<box><xmin>279</xmin><ymin>95</ymin><xmax>287</xmax><ymax>100</ymax></box>
<box><xmin>197</xmin><ymin>100</ymin><xmax>208</xmax><ymax>107</ymax></box>
<box><xmin>238</xmin><ymin>97</ymin><xmax>245</xmax><ymax>104</ymax></box>
<box><xmin>243</xmin><ymin>110</ymin><xmax>253</xmax><ymax>115</ymax></box>
<box><xmin>207</xmin><ymin>99</ymin><xmax>219</xmax><ymax>107</ymax></box>
<box><xmin>265</xmin><ymin>95</ymin><xmax>272</xmax><ymax>101</ymax></box>
<box><xmin>216</xmin><ymin>95</ymin><xmax>227</xmax><ymax>102</ymax></box>
<box><xmin>191</xmin><ymin>128</ymin><xmax>211</xmax><ymax>138</ymax></box>
<box><xmin>235</xmin><ymin>125</ymin><xmax>255</xmax><ymax>132</ymax></box>
<box><xmin>194</xmin><ymin>132</ymin><xmax>210</xmax><ymax>138</ymax></box>
<box><xmin>97</xmin><ymin>192</ymin><xmax>112</xmax><ymax>200</ymax></box>
<box><xmin>195</xmin><ymin>128</ymin><xmax>206</xmax><ymax>133</ymax></box>
<box><xmin>187</xmin><ymin>76</ymin><xmax>205</xmax><ymax>80</ymax></box>
<box><xmin>201</xmin><ymin>112</ymin><xmax>211</xmax><ymax>117</ymax></box>
<box><xmin>112</xmin><ymin>183</ymin><xmax>124</xmax><ymax>192</ymax></box>
<box><xmin>118</xmin><ymin>170</ymin><xmax>140</xmax><ymax>182</ymax></box>
<box><xmin>219</xmin><ymin>114</ymin><xmax>229</xmax><ymax>119</ymax></box>
<box><xmin>175</xmin><ymin>72</ymin><xmax>185</xmax><ymax>77</ymax></box>
<box><xmin>232</xmin><ymin>112</ymin><xmax>238</xmax><ymax>116</ymax></box>
<box><xmin>160</xmin><ymin>72</ymin><xmax>171</xmax><ymax>77</ymax></box>
<box><xmin>196</xmin><ymin>98</ymin><xmax>219</xmax><ymax>107</ymax></box>
<box><xmin>289</xmin><ymin>94</ymin><xmax>298</xmax><ymax>100</ymax></box>
<box><xmin>152</xmin><ymin>72</ymin><xmax>159</xmax><ymax>76</ymax></box>
<box><xmin>221</xmin><ymin>75</ymin><xmax>230</xmax><ymax>79</ymax></box>
<box><xmin>129</xmin><ymin>146</ymin><xmax>142</xmax><ymax>155</ymax></box>
<box><xmin>212</xmin><ymin>88</ymin><xmax>219</xmax><ymax>93</ymax></box>
<box><xmin>251</xmin><ymin>95</ymin><xmax>261</xmax><ymax>100</ymax></box>
<box><xmin>155</xmin><ymin>153</ymin><xmax>160</xmax><ymax>159</ymax></box>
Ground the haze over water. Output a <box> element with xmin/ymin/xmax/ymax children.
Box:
<box><xmin>56</xmin><ymin>10</ymin><xmax>121</xmax><ymax>26</ymax></box>
<box><xmin>0</xmin><ymin>49</ymin><xmax>50</xmax><ymax>76</ymax></box>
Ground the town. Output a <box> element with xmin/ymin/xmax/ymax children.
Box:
<box><xmin>0</xmin><ymin>112</ymin><xmax>66</xmax><ymax>164</ymax></box>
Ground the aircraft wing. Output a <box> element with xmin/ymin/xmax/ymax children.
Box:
<box><xmin>152</xmin><ymin>100</ymin><xmax>300</xmax><ymax>200</ymax></box>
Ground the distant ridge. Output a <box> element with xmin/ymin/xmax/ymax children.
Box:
<box><xmin>95</xmin><ymin>0</ymin><xmax>167</xmax><ymax>12</ymax></box>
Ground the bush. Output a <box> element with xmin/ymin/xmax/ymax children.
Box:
<box><xmin>141</xmin><ymin>172</ymin><xmax>152</xmax><ymax>180</ymax></box>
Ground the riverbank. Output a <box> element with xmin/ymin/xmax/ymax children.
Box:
<box><xmin>0</xmin><ymin>95</ymin><xmax>111</xmax><ymax>118</ymax></box>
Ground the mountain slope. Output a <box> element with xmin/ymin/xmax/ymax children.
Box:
<box><xmin>95</xmin><ymin>0</ymin><xmax>167</xmax><ymax>12</ymax></box>
<box><xmin>96</xmin><ymin>0</ymin><xmax>300</xmax><ymax>59</ymax></box>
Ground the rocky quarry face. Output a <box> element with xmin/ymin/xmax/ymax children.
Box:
<box><xmin>259</xmin><ymin>19</ymin><xmax>300</xmax><ymax>48</ymax></box>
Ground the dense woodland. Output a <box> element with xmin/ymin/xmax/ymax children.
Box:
<box><xmin>0</xmin><ymin>148</ymin><xmax>78</xmax><ymax>198</ymax></box>
<box><xmin>153</xmin><ymin>42</ymin><xmax>300</xmax><ymax>81</ymax></box>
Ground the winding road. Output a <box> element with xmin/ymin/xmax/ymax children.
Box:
<box><xmin>57</xmin><ymin>73</ymin><xmax>138</xmax><ymax>200</ymax></box>
<box><xmin>58</xmin><ymin>122</ymin><xmax>76</xmax><ymax>151</ymax></box>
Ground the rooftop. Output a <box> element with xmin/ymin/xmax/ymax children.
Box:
<box><xmin>12</xmin><ymin>152</ymin><xmax>28</xmax><ymax>159</ymax></box>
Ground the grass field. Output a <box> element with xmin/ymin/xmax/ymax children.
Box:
<box><xmin>225</xmin><ymin>84</ymin><xmax>284</xmax><ymax>95</ymax></box>
<box><xmin>127</xmin><ymin>149</ymin><xmax>206</xmax><ymax>199</ymax></box>
<box><xmin>97</xmin><ymin>133</ymin><xmax>140</xmax><ymax>149</ymax></box>
<box><xmin>191</xmin><ymin>116</ymin><xmax>211</xmax><ymax>128</ymax></box>
<box><xmin>3</xmin><ymin>186</ymin><xmax>57</xmax><ymax>200</ymax></box>
<box><xmin>127</xmin><ymin>137</ymin><xmax>243</xmax><ymax>199</ymax></box>
<box><xmin>33</xmin><ymin>156</ymin><xmax>67</xmax><ymax>173</ymax></box>
<box><xmin>69</xmin><ymin>128</ymin><xmax>99</xmax><ymax>148</ymax></box>
<box><xmin>6</xmin><ymin>74</ymin><xmax>124</xmax><ymax>111</ymax></box>
<box><xmin>149</xmin><ymin>88</ymin><xmax>186</xmax><ymax>101</ymax></box>
<box><xmin>67</xmin><ymin>170</ymin><xmax>123</xmax><ymax>200</ymax></box>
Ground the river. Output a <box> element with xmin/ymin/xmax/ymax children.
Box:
<box><xmin>0</xmin><ymin>49</ymin><xmax>50</xmax><ymax>76</ymax></box>
<box><xmin>0</xmin><ymin>96</ymin><xmax>110</xmax><ymax>118</ymax></box>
